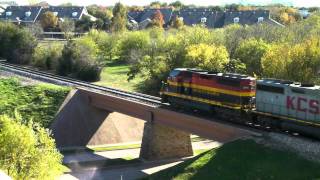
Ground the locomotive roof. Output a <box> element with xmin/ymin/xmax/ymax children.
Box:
<box><xmin>258</xmin><ymin>78</ymin><xmax>320</xmax><ymax>90</ymax></box>
<box><xmin>174</xmin><ymin>68</ymin><xmax>255</xmax><ymax>80</ymax></box>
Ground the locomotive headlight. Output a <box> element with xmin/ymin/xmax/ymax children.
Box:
<box><xmin>243</xmin><ymin>86</ymin><xmax>250</xmax><ymax>90</ymax></box>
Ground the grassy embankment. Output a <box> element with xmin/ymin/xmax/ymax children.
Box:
<box><xmin>0</xmin><ymin>78</ymin><xmax>69</xmax><ymax>127</ymax></box>
<box><xmin>145</xmin><ymin>139</ymin><xmax>320</xmax><ymax>180</ymax></box>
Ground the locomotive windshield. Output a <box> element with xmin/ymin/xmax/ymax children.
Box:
<box><xmin>169</xmin><ymin>70</ymin><xmax>181</xmax><ymax>77</ymax></box>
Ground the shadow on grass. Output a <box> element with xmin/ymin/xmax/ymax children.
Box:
<box><xmin>144</xmin><ymin>139</ymin><xmax>320</xmax><ymax>180</ymax></box>
<box><xmin>105</xmin><ymin>61</ymin><xmax>128</xmax><ymax>67</ymax></box>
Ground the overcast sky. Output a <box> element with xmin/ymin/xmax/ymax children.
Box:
<box><xmin>13</xmin><ymin>0</ymin><xmax>320</xmax><ymax>7</ymax></box>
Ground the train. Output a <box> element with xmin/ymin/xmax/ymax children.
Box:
<box><xmin>160</xmin><ymin>68</ymin><xmax>320</xmax><ymax>139</ymax></box>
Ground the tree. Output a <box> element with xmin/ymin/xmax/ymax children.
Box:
<box><xmin>234</xmin><ymin>38</ymin><xmax>270</xmax><ymax>76</ymax></box>
<box><xmin>0</xmin><ymin>114</ymin><xmax>63</xmax><ymax>179</ymax></box>
<box><xmin>87</xmin><ymin>5</ymin><xmax>113</xmax><ymax>30</ymax></box>
<box><xmin>40</xmin><ymin>11</ymin><xmax>58</xmax><ymax>30</ymax></box>
<box><xmin>149</xmin><ymin>10</ymin><xmax>165</xmax><ymax>28</ymax></box>
<box><xmin>261</xmin><ymin>43</ymin><xmax>292</xmax><ymax>79</ymax></box>
<box><xmin>59</xmin><ymin>18</ymin><xmax>75</xmax><ymax>39</ymax></box>
<box><xmin>24</xmin><ymin>23</ymin><xmax>43</xmax><ymax>39</ymax></box>
<box><xmin>185</xmin><ymin>43</ymin><xmax>229</xmax><ymax>72</ymax></box>
<box><xmin>262</xmin><ymin>38</ymin><xmax>320</xmax><ymax>83</ymax></box>
<box><xmin>118</xmin><ymin>31</ymin><xmax>150</xmax><ymax>62</ymax></box>
<box><xmin>111</xmin><ymin>2</ymin><xmax>127</xmax><ymax>32</ymax></box>
<box><xmin>75</xmin><ymin>15</ymin><xmax>93</xmax><ymax>32</ymax></box>
<box><xmin>171</xmin><ymin>15</ymin><xmax>184</xmax><ymax>29</ymax></box>
<box><xmin>0</xmin><ymin>22</ymin><xmax>37</xmax><ymax>64</ymax></box>
<box><xmin>57</xmin><ymin>37</ymin><xmax>103</xmax><ymax>81</ymax></box>
<box><xmin>150</xmin><ymin>1</ymin><xmax>161</xmax><ymax>8</ymax></box>
<box><xmin>169</xmin><ymin>1</ymin><xmax>184</xmax><ymax>9</ymax></box>
<box><xmin>225</xmin><ymin>3</ymin><xmax>240</xmax><ymax>11</ymax></box>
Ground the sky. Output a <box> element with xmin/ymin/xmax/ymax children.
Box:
<box><xmin>11</xmin><ymin>0</ymin><xmax>320</xmax><ymax>7</ymax></box>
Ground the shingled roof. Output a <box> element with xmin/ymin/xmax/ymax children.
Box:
<box><xmin>0</xmin><ymin>6</ymin><xmax>42</xmax><ymax>23</ymax></box>
<box><xmin>128</xmin><ymin>8</ymin><xmax>173</xmax><ymax>26</ymax></box>
<box><xmin>223</xmin><ymin>10</ymin><xmax>270</xmax><ymax>26</ymax></box>
<box><xmin>39</xmin><ymin>6</ymin><xmax>86</xmax><ymax>20</ymax></box>
<box><xmin>0</xmin><ymin>5</ymin><xmax>88</xmax><ymax>23</ymax></box>
<box><xmin>129</xmin><ymin>8</ymin><xmax>282</xmax><ymax>29</ymax></box>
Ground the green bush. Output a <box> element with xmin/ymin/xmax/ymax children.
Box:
<box><xmin>0</xmin><ymin>22</ymin><xmax>37</xmax><ymax>64</ymax></box>
<box><xmin>57</xmin><ymin>37</ymin><xmax>103</xmax><ymax>81</ymax></box>
<box><xmin>32</xmin><ymin>42</ymin><xmax>63</xmax><ymax>70</ymax></box>
<box><xmin>0</xmin><ymin>114</ymin><xmax>63</xmax><ymax>179</ymax></box>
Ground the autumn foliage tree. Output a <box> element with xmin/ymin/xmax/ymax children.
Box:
<box><xmin>111</xmin><ymin>2</ymin><xmax>127</xmax><ymax>32</ymax></box>
<box><xmin>40</xmin><ymin>11</ymin><xmax>58</xmax><ymax>30</ymax></box>
<box><xmin>171</xmin><ymin>15</ymin><xmax>184</xmax><ymax>29</ymax></box>
<box><xmin>149</xmin><ymin>10</ymin><xmax>165</xmax><ymax>28</ymax></box>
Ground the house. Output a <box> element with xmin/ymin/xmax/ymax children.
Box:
<box><xmin>174</xmin><ymin>9</ymin><xmax>283</xmax><ymax>28</ymax></box>
<box><xmin>174</xmin><ymin>9</ymin><xmax>225</xmax><ymax>28</ymax></box>
<box><xmin>0</xmin><ymin>5</ymin><xmax>96</xmax><ymax>24</ymax></box>
<box><xmin>0</xmin><ymin>6</ymin><xmax>42</xmax><ymax>24</ymax></box>
<box><xmin>298</xmin><ymin>8</ymin><xmax>310</xmax><ymax>19</ymax></box>
<box><xmin>39</xmin><ymin>6</ymin><xmax>91</xmax><ymax>21</ymax></box>
<box><xmin>128</xmin><ymin>8</ymin><xmax>283</xmax><ymax>29</ymax></box>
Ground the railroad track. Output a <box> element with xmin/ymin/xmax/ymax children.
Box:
<box><xmin>0</xmin><ymin>61</ymin><xmax>163</xmax><ymax>106</ymax></box>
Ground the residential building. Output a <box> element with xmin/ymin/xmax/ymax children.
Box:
<box><xmin>128</xmin><ymin>8</ymin><xmax>173</xmax><ymax>29</ymax></box>
<box><xmin>128</xmin><ymin>8</ymin><xmax>283</xmax><ymax>29</ymax></box>
<box><xmin>0</xmin><ymin>5</ymin><xmax>95</xmax><ymax>24</ymax></box>
<box><xmin>0</xmin><ymin>6</ymin><xmax>42</xmax><ymax>24</ymax></box>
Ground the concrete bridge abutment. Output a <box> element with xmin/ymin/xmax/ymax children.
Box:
<box><xmin>139</xmin><ymin>120</ymin><xmax>193</xmax><ymax>160</ymax></box>
<box><xmin>51</xmin><ymin>89</ymin><xmax>194</xmax><ymax>160</ymax></box>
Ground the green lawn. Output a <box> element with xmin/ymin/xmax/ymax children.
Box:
<box><xmin>145</xmin><ymin>139</ymin><xmax>320</xmax><ymax>180</ymax></box>
<box><xmin>95</xmin><ymin>62</ymin><xmax>144</xmax><ymax>92</ymax></box>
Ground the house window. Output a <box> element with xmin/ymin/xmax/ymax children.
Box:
<box><xmin>53</xmin><ymin>12</ymin><xmax>58</xmax><ymax>16</ymax></box>
<box><xmin>258</xmin><ymin>17</ymin><xmax>264</xmax><ymax>23</ymax></box>
<box><xmin>5</xmin><ymin>11</ymin><xmax>12</xmax><ymax>16</ymax></box>
<box><xmin>72</xmin><ymin>12</ymin><xmax>78</xmax><ymax>17</ymax></box>
<box><xmin>25</xmin><ymin>11</ymin><xmax>31</xmax><ymax>17</ymax></box>
<box><xmin>201</xmin><ymin>17</ymin><xmax>207</xmax><ymax>23</ymax></box>
<box><xmin>233</xmin><ymin>17</ymin><xmax>239</xmax><ymax>23</ymax></box>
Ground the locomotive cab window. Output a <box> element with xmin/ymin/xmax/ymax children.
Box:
<box><xmin>169</xmin><ymin>70</ymin><xmax>181</xmax><ymax>77</ymax></box>
<box><xmin>257</xmin><ymin>84</ymin><xmax>284</xmax><ymax>94</ymax></box>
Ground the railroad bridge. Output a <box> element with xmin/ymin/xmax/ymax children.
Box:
<box><xmin>0</xmin><ymin>61</ymin><xmax>258</xmax><ymax>160</ymax></box>
<box><xmin>51</xmin><ymin>88</ymin><xmax>257</xmax><ymax>160</ymax></box>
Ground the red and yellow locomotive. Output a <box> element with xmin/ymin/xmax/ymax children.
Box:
<box><xmin>161</xmin><ymin>68</ymin><xmax>256</xmax><ymax>111</ymax></box>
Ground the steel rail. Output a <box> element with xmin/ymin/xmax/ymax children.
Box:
<box><xmin>0</xmin><ymin>62</ymin><xmax>162</xmax><ymax>105</ymax></box>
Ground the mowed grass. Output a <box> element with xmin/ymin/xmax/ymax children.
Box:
<box><xmin>145</xmin><ymin>139</ymin><xmax>320</xmax><ymax>180</ymax></box>
<box><xmin>95</xmin><ymin>62</ymin><xmax>144</xmax><ymax>92</ymax></box>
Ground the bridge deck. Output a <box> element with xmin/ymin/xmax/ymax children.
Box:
<box><xmin>80</xmin><ymin>88</ymin><xmax>260</xmax><ymax>142</ymax></box>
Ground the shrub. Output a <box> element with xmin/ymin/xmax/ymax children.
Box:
<box><xmin>32</xmin><ymin>42</ymin><xmax>63</xmax><ymax>70</ymax></box>
<box><xmin>0</xmin><ymin>22</ymin><xmax>37</xmax><ymax>64</ymax></box>
<box><xmin>0</xmin><ymin>114</ymin><xmax>63</xmax><ymax>179</ymax></box>
<box><xmin>57</xmin><ymin>38</ymin><xmax>103</xmax><ymax>81</ymax></box>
